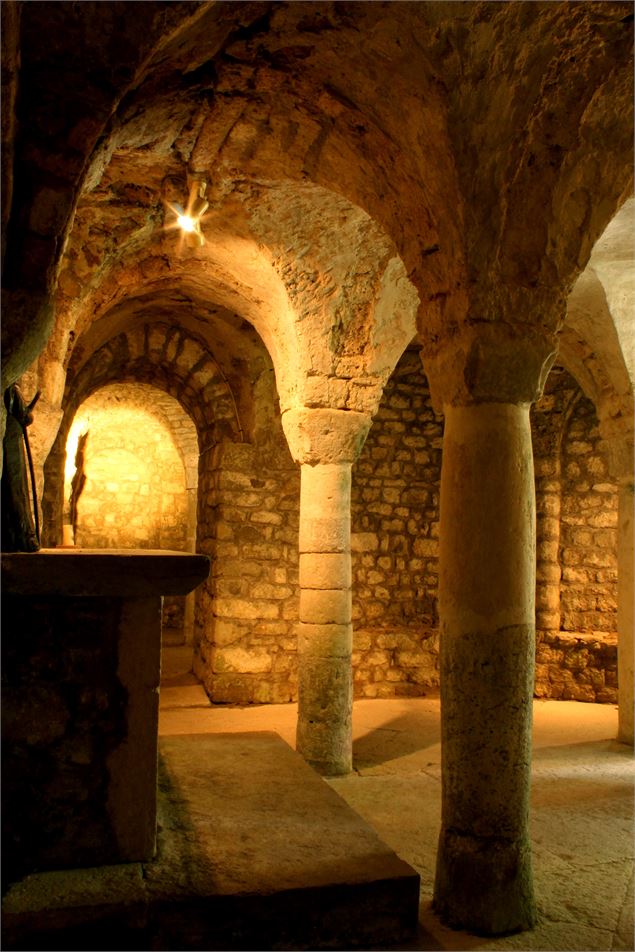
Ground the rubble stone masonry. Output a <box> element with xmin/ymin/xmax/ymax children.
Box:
<box><xmin>532</xmin><ymin>368</ymin><xmax>618</xmax><ymax>703</ymax></box>
<box><xmin>194</xmin><ymin>433</ymin><xmax>300</xmax><ymax>705</ymax></box>
<box><xmin>56</xmin><ymin>356</ymin><xmax>617</xmax><ymax>706</ymax></box>
<box><xmin>351</xmin><ymin>348</ymin><xmax>443</xmax><ymax>697</ymax></box>
<box><xmin>188</xmin><ymin>354</ymin><xmax>617</xmax><ymax>705</ymax></box>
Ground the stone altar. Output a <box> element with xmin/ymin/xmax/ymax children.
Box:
<box><xmin>2</xmin><ymin>549</ymin><xmax>210</xmax><ymax>882</ymax></box>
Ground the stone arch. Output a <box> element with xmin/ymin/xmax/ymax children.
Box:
<box><xmin>1</xmin><ymin>2</ymin><xmax>214</xmax><ymax>385</ymax></box>
<box><xmin>42</xmin><ymin>322</ymin><xmax>241</xmax><ymax>547</ymax></box>
<box><xmin>72</xmin><ymin>322</ymin><xmax>242</xmax><ymax>443</ymax></box>
<box><xmin>557</xmin><ymin>198</ymin><xmax>634</xmax><ymax>742</ymax></box>
<box><xmin>47</xmin><ymin>180</ymin><xmax>418</xmax><ymax>423</ymax></box>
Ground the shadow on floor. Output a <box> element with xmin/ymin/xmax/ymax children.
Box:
<box><xmin>353</xmin><ymin>712</ymin><xmax>440</xmax><ymax>769</ymax></box>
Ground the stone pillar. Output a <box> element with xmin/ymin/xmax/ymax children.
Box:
<box><xmin>424</xmin><ymin>324</ymin><xmax>557</xmax><ymax>935</ymax></box>
<box><xmin>601</xmin><ymin>426</ymin><xmax>634</xmax><ymax>748</ymax></box>
<box><xmin>282</xmin><ymin>407</ymin><xmax>371</xmax><ymax>775</ymax></box>
<box><xmin>617</xmin><ymin>478</ymin><xmax>634</xmax><ymax>745</ymax></box>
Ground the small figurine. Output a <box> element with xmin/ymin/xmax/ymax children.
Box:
<box><xmin>69</xmin><ymin>431</ymin><xmax>88</xmax><ymax>542</ymax></box>
<box><xmin>1</xmin><ymin>385</ymin><xmax>41</xmax><ymax>552</ymax></box>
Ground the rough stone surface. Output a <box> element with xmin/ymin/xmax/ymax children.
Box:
<box><xmin>193</xmin><ymin>435</ymin><xmax>301</xmax><ymax>706</ymax></box>
<box><xmin>532</xmin><ymin>365</ymin><xmax>619</xmax><ymax>703</ymax></box>
<box><xmin>351</xmin><ymin>348</ymin><xmax>442</xmax><ymax>636</ymax></box>
<box><xmin>434</xmin><ymin>403</ymin><xmax>537</xmax><ymax>933</ymax></box>
<box><xmin>560</xmin><ymin>394</ymin><xmax>618</xmax><ymax>636</ymax></box>
<box><xmin>283</xmin><ymin>407</ymin><xmax>372</xmax><ymax>466</ymax></box>
<box><xmin>2</xmin><ymin>552</ymin><xmax>209</xmax><ymax>884</ymax></box>
<box><xmin>3</xmin><ymin>731</ymin><xmax>421</xmax><ymax>951</ymax></box>
<box><xmin>34</xmin><ymin>345</ymin><xmax>620</xmax><ymax>707</ymax></box>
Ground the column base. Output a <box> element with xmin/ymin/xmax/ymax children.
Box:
<box><xmin>302</xmin><ymin>755</ymin><xmax>352</xmax><ymax>777</ymax></box>
<box><xmin>296</xmin><ymin>717</ymin><xmax>353</xmax><ymax>777</ymax></box>
<box><xmin>433</xmin><ymin>828</ymin><xmax>536</xmax><ymax>936</ymax></box>
<box><xmin>296</xmin><ymin>655</ymin><xmax>353</xmax><ymax>776</ymax></box>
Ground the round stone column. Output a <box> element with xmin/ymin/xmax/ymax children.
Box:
<box><xmin>601</xmin><ymin>427</ymin><xmax>634</xmax><ymax>748</ymax></box>
<box><xmin>282</xmin><ymin>407</ymin><xmax>371</xmax><ymax>775</ymax></box>
<box><xmin>424</xmin><ymin>324</ymin><xmax>557</xmax><ymax>935</ymax></box>
<box><xmin>617</xmin><ymin>478</ymin><xmax>634</xmax><ymax>745</ymax></box>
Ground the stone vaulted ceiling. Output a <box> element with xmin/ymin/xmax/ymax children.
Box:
<box><xmin>2</xmin><ymin>0</ymin><xmax>633</xmax><ymax>435</ymax></box>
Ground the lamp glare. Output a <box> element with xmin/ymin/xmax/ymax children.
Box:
<box><xmin>177</xmin><ymin>214</ymin><xmax>196</xmax><ymax>233</ymax></box>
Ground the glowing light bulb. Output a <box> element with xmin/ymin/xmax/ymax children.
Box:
<box><xmin>177</xmin><ymin>214</ymin><xmax>196</xmax><ymax>233</ymax></box>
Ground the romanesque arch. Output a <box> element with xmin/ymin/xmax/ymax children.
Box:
<box><xmin>42</xmin><ymin>322</ymin><xmax>241</xmax><ymax>546</ymax></box>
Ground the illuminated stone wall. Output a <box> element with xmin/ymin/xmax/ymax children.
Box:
<box><xmin>194</xmin><ymin>427</ymin><xmax>301</xmax><ymax>705</ymax></box>
<box><xmin>560</xmin><ymin>396</ymin><xmax>618</xmax><ymax>636</ymax></box>
<box><xmin>532</xmin><ymin>367</ymin><xmax>618</xmax><ymax>702</ymax></box>
<box><xmin>351</xmin><ymin>348</ymin><xmax>442</xmax><ymax>697</ymax></box>
<box><xmin>347</xmin><ymin>354</ymin><xmax>618</xmax><ymax>701</ymax></box>
<box><xmin>71</xmin><ymin>396</ymin><xmax>190</xmax><ymax>552</ymax></box>
<box><xmin>45</xmin><ymin>355</ymin><xmax>618</xmax><ymax>706</ymax></box>
<box><xmin>65</xmin><ymin>385</ymin><xmax>198</xmax><ymax>639</ymax></box>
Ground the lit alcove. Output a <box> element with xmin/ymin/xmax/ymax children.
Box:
<box><xmin>64</xmin><ymin>382</ymin><xmax>199</xmax><ymax>643</ymax></box>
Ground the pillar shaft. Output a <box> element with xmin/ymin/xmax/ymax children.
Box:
<box><xmin>423</xmin><ymin>322</ymin><xmax>556</xmax><ymax>936</ymax></box>
<box><xmin>281</xmin><ymin>407</ymin><xmax>371</xmax><ymax>776</ymax></box>
<box><xmin>297</xmin><ymin>462</ymin><xmax>353</xmax><ymax>774</ymax></box>
<box><xmin>433</xmin><ymin>403</ymin><xmax>537</xmax><ymax>934</ymax></box>
<box><xmin>599</xmin><ymin>428</ymin><xmax>634</xmax><ymax>747</ymax></box>
<box><xmin>617</xmin><ymin>480</ymin><xmax>634</xmax><ymax>746</ymax></box>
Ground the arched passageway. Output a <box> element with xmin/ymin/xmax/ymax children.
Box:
<box><xmin>63</xmin><ymin>382</ymin><xmax>199</xmax><ymax>642</ymax></box>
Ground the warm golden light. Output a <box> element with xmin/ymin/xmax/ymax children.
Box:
<box><xmin>177</xmin><ymin>213</ymin><xmax>196</xmax><ymax>233</ymax></box>
<box><xmin>164</xmin><ymin>180</ymin><xmax>209</xmax><ymax>249</ymax></box>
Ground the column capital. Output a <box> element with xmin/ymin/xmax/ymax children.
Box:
<box><xmin>422</xmin><ymin>323</ymin><xmax>558</xmax><ymax>410</ymax></box>
<box><xmin>281</xmin><ymin>407</ymin><xmax>371</xmax><ymax>465</ymax></box>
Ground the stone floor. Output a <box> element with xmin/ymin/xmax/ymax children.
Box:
<box><xmin>160</xmin><ymin>645</ymin><xmax>634</xmax><ymax>952</ymax></box>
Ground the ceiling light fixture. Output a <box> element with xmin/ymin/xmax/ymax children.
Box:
<box><xmin>167</xmin><ymin>178</ymin><xmax>209</xmax><ymax>247</ymax></box>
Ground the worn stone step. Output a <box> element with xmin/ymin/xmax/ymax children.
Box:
<box><xmin>3</xmin><ymin>731</ymin><xmax>420</xmax><ymax>951</ymax></box>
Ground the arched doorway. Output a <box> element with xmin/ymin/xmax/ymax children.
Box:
<box><xmin>65</xmin><ymin>382</ymin><xmax>199</xmax><ymax>643</ymax></box>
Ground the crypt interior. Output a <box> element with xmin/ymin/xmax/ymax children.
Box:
<box><xmin>1</xmin><ymin>2</ymin><xmax>634</xmax><ymax>950</ymax></box>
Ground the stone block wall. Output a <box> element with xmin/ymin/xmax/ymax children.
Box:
<box><xmin>47</xmin><ymin>351</ymin><xmax>617</xmax><ymax>708</ymax></box>
<box><xmin>74</xmin><ymin>405</ymin><xmax>189</xmax><ymax>552</ymax></box>
<box><xmin>194</xmin><ymin>438</ymin><xmax>300</xmax><ymax>704</ymax></box>
<box><xmin>347</xmin><ymin>356</ymin><xmax>618</xmax><ymax>703</ymax></box>
<box><xmin>559</xmin><ymin>396</ymin><xmax>618</xmax><ymax>635</ymax></box>
<box><xmin>531</xmin><ymin>367</ymin><xmax>618</xmax><ymax>703</ymax></box>
<box><xmin>352</xmin><ymin>627</ymin><xmax>440</xmax><ymax>698</ymax></box>
<box><xmin>350</xmin><ymin>348</ymin><xmax>443</xmax><ymax>697</ymax></box>
<box><xmin>535</xmin><ymin>633</ymin><xmax>618</xmax><ymax>703</ymax></box>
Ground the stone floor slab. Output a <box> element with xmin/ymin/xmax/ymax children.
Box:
<box><xmin>3</xmin><ymin>731</ymin><xmax>420</xmax><ymax>951</ymax></box>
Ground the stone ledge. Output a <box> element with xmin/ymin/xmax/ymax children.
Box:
<box><xmin>1</xmin><ymin>549</ymin><xmax>210</xmax><ymax>597</ymax></box>
<box><xmin>3</xmin><ymin>732</ymin><xmax>420</xmax><ymax>951</ymax></box>
<box><xmin>543</xmin><ymin>630</ymin><xmax>618</xmax><ymax>646</ymax></box>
